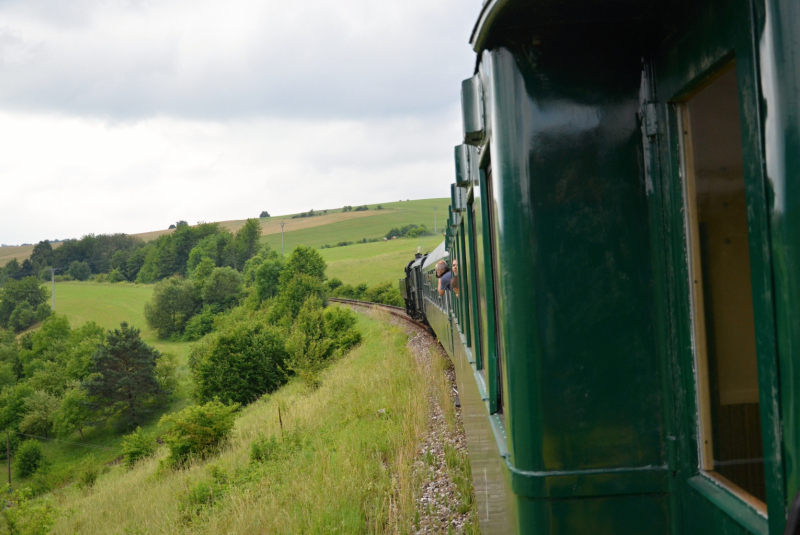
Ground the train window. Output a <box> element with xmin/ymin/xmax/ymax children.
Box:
<box><xmin>483</xmin><ymin>160</ymin><xmax>504</xmax><ymax>415</ymax></box>
<box><xmin>468</xmin><ymin>199</ymin><xmax>483</xmax><ymax>371</ymax></box>
<box><xmin>681</xmin><ymin>64</ymin><xmax>765</xmax><ymax>507</ymax></box>
<box><xmin>458</xmin><ymin>219</ymin><xmax>471</xmax><ymax>345</ymax></box>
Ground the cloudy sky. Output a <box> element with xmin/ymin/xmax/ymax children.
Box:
<box><xmin>0</xmin><ymin>0</ymin><xmax>478</xmax><ymax>244</ymax></box>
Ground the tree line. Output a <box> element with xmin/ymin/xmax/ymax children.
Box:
<box><xmin>0</xmin><ymin>218</ymin><xmax>264</xmax><ymax>287</ymax></box>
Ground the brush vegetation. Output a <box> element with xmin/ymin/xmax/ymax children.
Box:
<box><xmin>49</xmin><ymin>311</ymin><xmax>429</xmax><ymax>534</ymax></box>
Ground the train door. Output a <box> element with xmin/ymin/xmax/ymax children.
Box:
<box><xmin>649</xmin><ymin>4</ymin><xmax>785</xmax><ymax>531</ymax></box>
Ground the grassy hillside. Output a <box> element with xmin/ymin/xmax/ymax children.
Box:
<box><xmin>261</xmin><ymin>198</ymin><xmax>447</xmax><ymax>252</ymax></box>
<box><xmin>50</xmin><ymin>311</ymin><xmax>434</xmax><ymax>534</ymax></box>
<box><xmin>0</xmin><ymin>198</ymin><xmax>447</xmax><ymax>268</ymax></box>
<box><xmin>322</xmin><ymin>235</ymin><xmax>441</xmax><ymax>287</ymax></box>
<box><xmin>7</xmin><ymin>282</ymin><xmax>195</xmax><ymax>492</ymax></box>
<box><xmin>53</xmin><ymin>281</ymin><xmax>191</xmax><ymax>362</ymax></box>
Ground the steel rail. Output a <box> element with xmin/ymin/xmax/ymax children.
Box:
<box><xmin>329</xmin><ymin>298</ymin><xmax>429</xmax><ymax>330</ymax></box>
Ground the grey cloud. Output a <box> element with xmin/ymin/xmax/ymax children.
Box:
<box><xmin>0</xmin><ymin>0</ymin><xmax>478</xmax><ymax>121</ymax></box>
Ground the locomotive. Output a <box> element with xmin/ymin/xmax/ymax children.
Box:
<box><xmin>400</xmin><ymin>0</ymin><xmax>800</xmax><ymax>533</ymax></box>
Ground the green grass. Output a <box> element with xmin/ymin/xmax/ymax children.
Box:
<box><xmin>262</xmin><ymin>198</ymin><xmax>448</xmax><ymax>253</ymax></box>
<box><xmin>50</xmin><ymin>310</ymin><xmax>430</xmax><ymax>534</ymax></box>
<box><xmin>10</xmin><ymin>282</ymin><xmax>193</xmax><ymax>492</ymax></box>
<box><xmin>52</xmin><ymin>281</ymin><xmax>191</xmax><ymax>361</ymax></box>
<box><xmin>322</xmin><ymin>235</ymin><xmax>442</xmax><ymax>287</ymax></box>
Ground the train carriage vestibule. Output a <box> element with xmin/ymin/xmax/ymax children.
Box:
<box><xmin>682</xmin><ymin>64</ymin><xmax>765</xmax><ymax>505</ymax></box>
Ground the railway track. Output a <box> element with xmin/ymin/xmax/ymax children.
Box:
<box><xmin>328</xmin><ymin>298</ymin><xmax>429</xmax><ymax>330</ymax></box>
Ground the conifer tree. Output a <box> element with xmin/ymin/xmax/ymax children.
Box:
<box><xmin>86</xmin><ymin>323</ymin><xmax>163</xmax><ymax>428</ymax></box>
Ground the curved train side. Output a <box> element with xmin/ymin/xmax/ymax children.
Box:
<box><xmin>400</xmin><ymin>0</ymin><xmax>800</xmax><ymax>533</ymax></box>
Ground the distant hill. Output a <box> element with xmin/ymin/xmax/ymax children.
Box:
<box><xmin>0</xmin><ymin>198</ymin><xmax>449</xmax><ymax>267</ymax></box>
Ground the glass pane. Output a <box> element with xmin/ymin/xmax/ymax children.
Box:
<box><xmin>684</xmin><ymin>65</ymin><xmax>765</xmax><ymax>502</ymax></box>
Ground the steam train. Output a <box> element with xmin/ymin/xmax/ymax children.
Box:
<box><xmin>399</xmin><ymin>0</ymin><xmax>800</xmax><ymax>533</ymax></box>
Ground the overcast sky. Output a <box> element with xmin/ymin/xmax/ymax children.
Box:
<box><xmin>0</xmin><ymin>0</ymin><xmax>478</xmax><ymax>244</ymax></box>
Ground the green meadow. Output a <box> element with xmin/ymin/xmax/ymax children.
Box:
<box><xmin>262</xmin><ymin>198</ymin><xmax>447</xmax><ymax>252</ymax></box>
<box><xmin>53</xmin><ymin>281</ymin><xmax>191</xmax><ymax>362</ymax></box>
<box><xmin>322</xmin><ymin>235</ymin><xmax>442</xmax><ymax>287</ymax></box>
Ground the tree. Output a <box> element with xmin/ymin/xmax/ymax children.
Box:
<box><xmin>270</xmin><ymin>273</ymin><xmax>326</xmax><ymax>320</ymax></box>
<box><xmin>85</xmin><ymin>323</ymin><xmax>164</xmax><ymax>427</ymax></box>
<box><xmin>168</xmin><ymin>224</ymin><xmax>176</xmax><ymax>229</ymax></box>
<box><xmin>201</xmin><ymin>268</ymin><xmax>243</xmax><ymax>310</ymax></box>
<box><xmin>259</xmin><ymin>211</ymin><xmax>270</xmax><ymax>218</ymax></box>
<box><xmin>68</xmin><ymin>260</ymin><xmax>91</xmax><ymax>281</ymax></box>
<box><xmin>255</xmin><ymin>254</ymin><xmax>284</xmax><ymax>301</ymax></box>
<box><xmin>190</xmin><ymin>320</ymin><xmax>287</xmax><ymax>405</ymax></box>
<box><xmin>279</xmin><ymin>246</ymin><xmax>327</xmax><ymax>288</ymax></box>
<box><xmin>229</xmin><ymin>219</ymin><xmax>262</xmax><ymax>269</ymax></box>
<box><xmin>8</xmin><ymin>302</ymin><xmax>35</xmax><ymax>333</ymax></box>
<box><xmin>144</xmin><ymin>276</ymin><xmax>200</xmax><ymax>339</ymax></box>
<box><xmin>19</xmin><ymin>390</ymin><xmax>60</xmax><ymax>438</ymax></box>
<box><xmin>53</xmin><ymin>383</ymin><xmax>93</xmax><ymax>440</ymax></box>
<box><xmin>0</xmin><ymin>277</ymin><xmax>49</xmax><ymax>329</ymax></box>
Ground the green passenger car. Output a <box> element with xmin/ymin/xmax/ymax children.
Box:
<box><xmin>409</xmin><ymin>0</ymin><xmax>800</xmax><ymax>532</ymax></box>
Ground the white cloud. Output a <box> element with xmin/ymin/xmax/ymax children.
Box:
<box><xmin>0</xmin><ymin>0</ymin><xmax>478</xmax><ymax>243</ymax></box>
<box><xmin>0</xmin><ymin>108</ymin><xmax>461</xmax><ymax>243</ymax></box>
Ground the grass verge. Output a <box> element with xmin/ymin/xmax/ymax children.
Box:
<box><xmin>50</xmin><ymin>310</ymin><xmax>429</xmax><ymax>534</ymax></box>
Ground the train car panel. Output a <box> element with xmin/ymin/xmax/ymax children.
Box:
<box><xmin>399</xmin><ymin>0</ymin><xmax>800</xmax><ymax>531</ymax></box>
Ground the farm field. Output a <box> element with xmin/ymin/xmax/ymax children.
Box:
<box><xmin>0</xmin><ymin>198</ymin><xmax>448</xmax><ymax>267</ymax></box>
<box><xmin>261</xmin><ymin>198</ymin><xmax>448</xmax><ymax>252</ymax></box>
<box><xmin>322</xmin><ymin>235</ymin><xmax>442</xmax><ymax>287</ymax></box>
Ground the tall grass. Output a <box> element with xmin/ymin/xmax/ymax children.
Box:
<box><xmin>50</xmin><ymin>310</ymin><xmax>429</xmax><ymax>534</ymax></box>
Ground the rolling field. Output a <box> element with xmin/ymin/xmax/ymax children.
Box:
<box><xmin>52</xmin><ymin>281</ymin><xmax>191</xmax><ymax>362</ymax></box>
<box><xmin>261</xmin><ymin>198</ymin><xmax>448</xmax><ymax>252</ymax></box>
<box><xmin>0</xmin><ymin>198</ymin><xmax>448</xmax><ymax>267</ymax></box>
<box><xmin>322</xmin><ymin>235</ymin><xmax>442</xmax><ymax>287</ymax></box>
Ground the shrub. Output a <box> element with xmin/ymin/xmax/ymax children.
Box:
<box><xmin>77</xmin><ymin>460</ymin><xmax>99</xmax><ymax>490</ymax></box>
<box><xmin>285</xmin><ymin>297</ymin><xmax>334</xmax><ymax>388</ymax></box>
<box><xmin>363</xmin><ymin>282</ymin><xmax>404</xmax><ymax>307</ymax></box>
<box><xmin>108</xmin><ymin>268</ymin><xmax>125</xmax><ymax>283</ymax></box>
<box><xmin>68</xmin><ymin>261</ymin><xmax>91</xmax><ymax>281</ymax></box>
<box><xmin>183</xmin><ymin>306</ymin><xmax>217</xmax><ymax>341</ymax></box>
<box><xmin>323</xmin><ymin>306</ymin><xmax>362</xmax><ymax>353</ymax></box>
<box><xmin>250</xmin><ymin>434</ymin><xmax>280</xmax><ymax>463</ymax></box>
<box><xmin>35</xmin><ymin>302</ymin><xmax>52</xmax><ymax>323</ymax></box>
<box><xmin>160</xmin><ymin>400</ymin><xmax>239</xmax><ymax>467</ymax></box>
<box><xmin>8</xmin><ymin>301</ymin><xmax>36</xmax><ymax>332</ymax></box>
<box><xmin>155</xmin><ymin>352</ymin><xmax>179</xmax><ymax>400</ymax></box>
<box><xmin>121</xmin><ymin>427</ymin><xmax>156</xmax><ymax>468</ymax></box>
<box><xmin>15</xmin><ymin>440</ymin><xmax>44</xmax><ymax>477</ymax></box>
<box><xmin>191</xmin><ymin>319</ymin><xmax>288</xmax><ymax>405</ymax></box>
<box><xmin>326</xmin><ymin>278</ymin><xmax>343</xmax><ymax>291</ymax></box>
<box><xmin>0</xmin><ymin>486</ymin><xmax>59</xmax><ymax>535</ymax></box>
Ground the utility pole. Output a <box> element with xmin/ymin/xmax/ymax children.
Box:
<box><xmin>434</xmin><ymin>206</ymin><xmax>438</xmax><ymax>235</ymax></box>
<box><xmin>50</xmin><ymin>268</ymin><xmax>56</xmax><ymax>310</ymax></box>
<box><xmin>280</xmin><ymin>221</ymin><xmax>286</xmax><ymax>256</ymax></box>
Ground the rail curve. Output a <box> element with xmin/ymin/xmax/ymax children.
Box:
<box><xmin>328</xmin><ymin>298</ymin><xmax>429</xmax><ymax>330</ymax></box>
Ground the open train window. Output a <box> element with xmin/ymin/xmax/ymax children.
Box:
<box><xmin>681</xmin><ymin>63</ymin><xmax>765</xmax><ymax>509</ymax></box>
<box><xmin>483</xmin><ymin>161</ymin><xmax>504</xmax><ymax>415</ymax></box>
